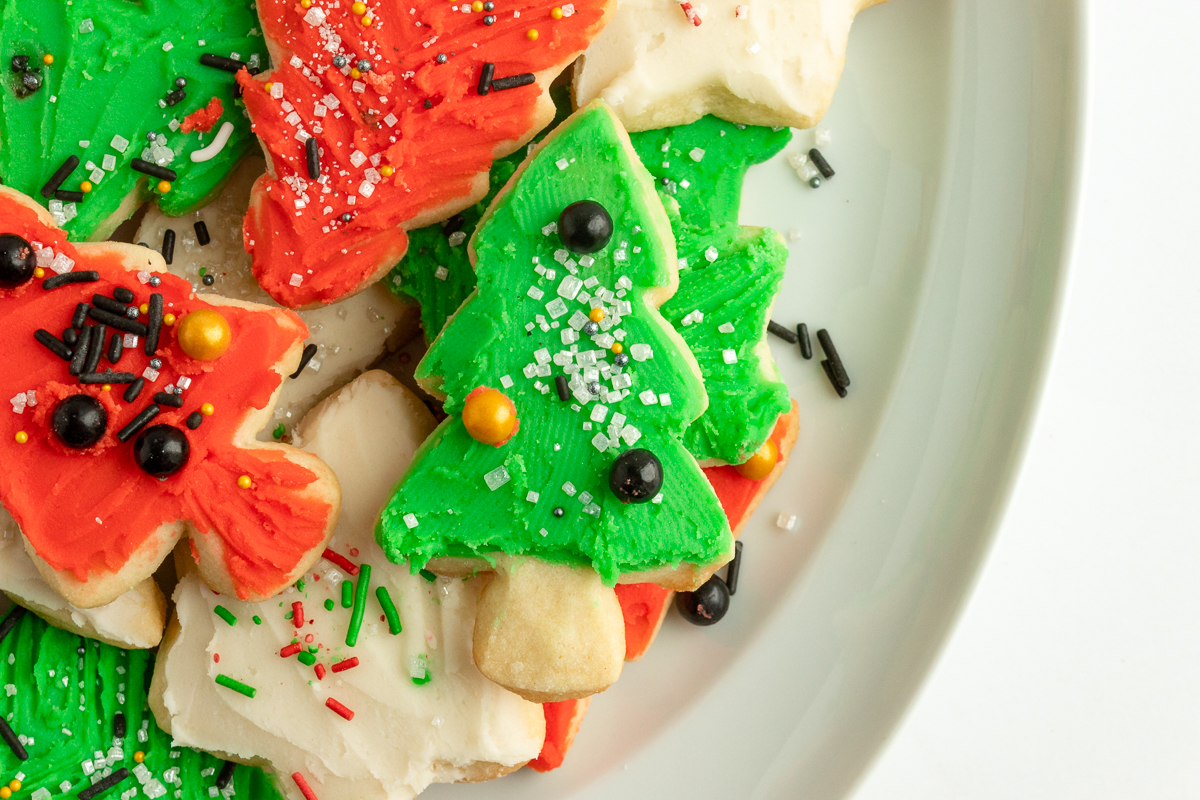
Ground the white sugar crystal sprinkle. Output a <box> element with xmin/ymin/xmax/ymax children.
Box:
<box><xmin>500</xmin><ymin>374</ymin><xmax>514</xmax><ymax>388</ymax></box>
<box><xmin>435</xmin><ymin>266</ymin><xmax>449</xmax><ymax>280</ymax></box>
<box><xmin>484</xmin><ymin>466</ymin><xmax>510</xmax><ymax>491</ymax></box>
<box><xmin>289</xmin><ymin>273</ymin><xmax>304</xmax><ymax>287</ymax></box>
<box><xmin>722</xmin><ymin>349</ymin><xmax>738</xmax><ymax>364</ymax></box>
<box><xmin>689</xmin><ymin>147</ymin><xmax>706</xmax><ymax>162</ymax></box>
<box><xmin>403</xmin><ymin>513</ymin><xmax>419</xmax><ymax>529</ymax></box>
<box><xmin>639</xmin><ymin>390</ymin><xmax>658</xmax><ymax>405</ymax></box>
<box><xmin>562</xmin><ymin>482</ymin><xmax>577</xmax><ymax>496</ymax></box>
<box><xmin>555</xmin><ymin>158</ymin><xmax>569</xmax><ymax>170</ymax></box>
<box><xmin>719</xmin><ymin>322</ymin><xmax>735</xmax><ymax>333</ymax></box>
<box><xmin>776</xmin><ymin>513</ymin><xmax>799</xmax><ymax>531</ymax></box>
<box><xmin>630</xmin><ymin>343</ymin><xmax>653</xmax><ymax>362</ymax></box>
<box><xmin>704</xmin><ymin>246</ymin><xmax>719</xmax><ymax>263</ymax></box>
<box><xmin>527</xmin><ymin>286</ymin><xmax>545</xmax><ymax>300</ymax></box>
<box><xmin>526</xmin><ymin>491</ymin><xmax>539</xmax><ymax>503</ymax></box>
<box><xmin>110</xmin><ymin>135</ymin><xmax>130</xmax><ymax>153</ymax></box>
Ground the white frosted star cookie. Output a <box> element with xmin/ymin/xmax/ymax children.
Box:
<box><xmin>150</xmin><ymin>371</ymin><xmax>544</xmax><ymax>800</ymax></box>
<box><xmin>573</xmin><ymin>0</ymin><xmax>889</xmax><ymax>131</ymax></box>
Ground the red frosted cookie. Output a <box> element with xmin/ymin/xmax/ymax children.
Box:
<box><xmin>241</xmin><ymin>0</ymin><xmax>614</xmax><ymax>308</ymax></box>
<box><xmin>0</xmin><ymin>186</ymin><xmax>340</xmax><ymax>610</ymax></box>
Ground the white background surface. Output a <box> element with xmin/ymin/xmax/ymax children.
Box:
<box><xmin>850</xmin><ymin>2</ymin><xmax>1200</xmax><ymax>797</ymax></box>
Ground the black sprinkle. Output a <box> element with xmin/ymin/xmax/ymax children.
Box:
<box><xmin>62</xmin><ymin>328</ymin><xmax>78</xmax><ymax>347</ymax></box>
<box><xmin>0</xmin><ymin>715</ymin><xmax>28</xmax><ymax>762</ymax></box>
<box><xmin>80</xmin><ymin>372</ymin><xmax>137</xmax><ymax>385</ymax></box>
<box><xmin>78</xmin><ymin>767</ymin><xmax>130</xmax><ymax>799</ymax></box>
<box><xmin>816</xmin><ymin>329</ymin><xmax>849</xmax><ymax>388</ymax></box>
<box><xmin>216</xmin><ymin>761</ymin><xmax>236</xmax><ymax>790</ymax></box>
<box><xmin>130</xmin><ymin>158</ymin><xmax>177</xmax><ymax>182</ymax></box>
<box><xmin>72</xmin><ymin>302</ymin><xmax>91</xmax><ymax>329</ymax></box>
<box><xmin>112</xmin><ymin>286</ymin><xmax>135</xmax><ymax>303</ymax></box>
<box><xmin>477</xmin><ymin>62</ymin><xmax>495</xmax><ymax>95</ymax></box>
<box><xmin>186</xmin><ymin>411</ymin><xmax>204</xmax><ymax>430</ymax></box>
<box><xmin>820</xmin><ymin>360</ymin><xmax>847</xmax><ymax>398</ymax></box>
<box><xmin>766</xmin><ymin>320</ymin><xmax>798</xmax><ymax>344</ymax></box>
<box><xmin>289</xmin><ymin>343</ymin><xmax>319</xmax><ymax>379</ymax></box>
<box><xmin>108</xmin><ymin>331</ymin><xmax>124</xmax><ymax>363</ymax></box>
<box><xmin>194</xmin><ymin>220</ymin><xmax>211</xmax><ymax>246</ymax></box>
<box><xmin>35</xmin><ymin>329</ymin><xmax>73</xmax><ymax>361</ymax></box>
<box><xmin>164</xmin><ymin>87</ymin><xmax>187</xmax><ymax>107</ymax></box>
<box><xmin>42</xmin><ymin>270</ymin><xmax>100</xmax><ymax>290</ymax></box>
<box><xmin>54</xmin><ymin>189</ymin><xmax>85</xmax><ymax>203</ymax></box>
<box><xmin>161</xmin><ymin>229</ymin><xmax>175</xmax><ymax>265</ymax></box>
<box><xmin>88</xmin><ymin>306</ymin><xmax>148</xmax><ymax>337</ymax></box>
<box><xmin>153</xmin><ymin>392</ymin><xmax>183</xmax><ymax>408</ymax></box>
<box><xmin>92</xmin><ymin>294</ymin><xmax>130</xmax><ymax>316</ymax></box>
<box><xmin>808</xmin><ymin>148</ymin><xmax>835</xmax><ymax>180</ymax></box>
<box><xmin>10</xmin><ymin>55</ymin><xmax>29</xmax><ymax>73</ymax></box>
<box><xmin>423</xmin><ymin>99</ymin><xmax>432</xmax><ymax>109</ymax></box>
<box><xmin>554</xmin><ymin>374</ymin><xmax>569</xmax><ymax>401</ymax></box>
<box><xmin>489</xmin><ymin>73</ymin><xmax>536</xmax><ymax>92</ymax></box>
<box><xmin>41</xmin><ymin>155</ymin><xmax>80</xmax><ymax>199</ymax></box>
<box><xmin>123</xmin><ymin>378</ymin><xmax>146</xmax><ymax>403</ymax></box>
<box><xmin>306</xmin><ymin>136</ymin><xmax>320</xmax><ymax>180</ymax></box>
<box><xmin>798</xmin><ymin>323</ymin><xmax>812</xmax><ymax>359</ymax></box>
<box><xmin>725</xmin><ymin>541</ymin><xmax>743</xmax><ymax>596</ymax></box>
<box><xmin>145</xmin><ymin>293</ymin><xmax>163</xmax><ymax>355</ymax></box>
<box><xmin>117</xmin><ymin>405</ymin><xmax>160</xmax><ymax>442</ymax></box>
<box><xmin>200</xmin><ymin>53</ymin><xmax>247</xmax><ymax>73</ymax></box>
<box><xmin>0</xmin><ymin>607</ymin><xmax>26</xmax><ymax>645</ymax></box>
<box><xmin>83</xmin><ymin>323</ymin><xmax>106</xmax><ymax>375</ymax></box>
<box><xmin>69</xmin><ymin>325</ymin><xmax>92</xmax><ymax>376</ymax></box>
<box><xmin>113</xmin><ymin>713</ymin><xmax>126</xmax><ymax>739</ymax></box>
<box><xmin>442</xmin><ymin>214</ymin><xmax>466</xmax><ymax>237</ymax></box>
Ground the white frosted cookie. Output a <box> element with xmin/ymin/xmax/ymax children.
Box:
<box><xmin>0</xmin><ymin>506</ymin><xmax>166</xmax><ymax>649</ymax></box>
<box><xmin>573</xmin><ymin>0</ymin><xmax>889</xmax><ymax>131</ymax></box>
<box><xmin>135</xmin><ymin>159</ymin><xmax>421</xmax><ymax>433</ymax></box>
<box><xmin>150</xmin><ymin>371</ymin><xmax>544</xmax><ymax>800</ymax></box>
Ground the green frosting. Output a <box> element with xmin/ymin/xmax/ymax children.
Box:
<box><xmin>632</xmin><ymin>118</ymin><xmax>792</xmax><ymax>463</ymax></box>
<box><xmin>376</xmin><ymin>105</ymin><xmax>731</xmax><ymax>585</ymax></box>
<box><xmin>0</xmin><ymin>607</ymin><xmax>284</xmax><ymax>799</ymax></box>
<box><xmin>0</xmin><ymin>0</ymin><xmax>264</xmax><ymax>240</ymax></box>
<box><xmin>387</xmin><ymin>111</ymin><xmax>791</xmax><ymax>464</ymax></box>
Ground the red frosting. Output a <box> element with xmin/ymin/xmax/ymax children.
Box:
<box><xmin>240</xmin><ymin>0</ymin><xmax>612</xmax><ymax>308</ymax></box>
<box><xmin>181</xmin><ymin>97</ymin><xmax>225</xmax><ymax>134</ymax></box>
<box><xmin>0</xmin><ymin>189</ymin><xmax>336</xmax><ymax>600</ymax></box>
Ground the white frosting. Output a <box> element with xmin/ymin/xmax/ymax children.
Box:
<box><xmin>154</xmin><ymin>372</ymin><xmax>544</xmax><ymax>800</ymax></box>
<box><xmin>0</xmin><ymin>506</ymin><xmax>165</xmax><ymax>648</ymax></box>
<box><xmin>573</xmin><ymin>0</ymin><xmax>883</xmax><ymax>130</ymax></box>
<box><xmin>134</xmin><ymin>158</ymin><xmax>420</xmax><ymax>434</ymax></box>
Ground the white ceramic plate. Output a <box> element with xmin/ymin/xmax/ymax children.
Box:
<box><xmin>424</xmin><ymin>0</ymin><xmax>1085</xmax><ymax>797</ymax></box>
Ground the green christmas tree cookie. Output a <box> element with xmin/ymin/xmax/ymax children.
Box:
<box><xmin>387</xmin><ymin>109</ymin><xmax>792</xmax><ymax>465</ymax></box>
<box><xmin>632</xmin><ymin>118</ymin><xmax>792</xmax><ymax>464</ymax></box>
<box><xmin>0</xmin><ymin>0</ymin><xmax>264</xmax><ymax>240</ymax></box>
<box><xmin>0</xmin><ymin>607</ymin><xmax>283</xmax><ymax>800</ymax></box>
<box><xmin>376</xmin><ymin>103</ymin><xmax>731</xmax><ymax>586</ymax></box>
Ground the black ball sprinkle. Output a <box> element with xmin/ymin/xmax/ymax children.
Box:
<box><xmin>0</xmin><ymin>233</ymin><xmax>37</xmax><ymax>287</ymax></box>
<box><xmin>558</xmin><ymin>201</ymin><xmax>614</xmax><ymax>254</ymax></box>
<box><xmin>332</xmin><ymin>55</ymin><xmax>348</xmax><ymax>68</ymax></box>
<box><xmin>608</xmin><ymin>448</ymin><xmax>663</xmax><ymax>504</ymax></box>
<box><xmin>675</xmin><ymin>576</ymin><xmax>730</xmax><ymax>626</ymax></box>
<box><xmin>436</xmin><ymin>53</ymin><xmax>447</xmax><ymax>64</ymax></box>
<box><xmin>582</xmin><ymin>320</ymin><xmax>599</xmax><ymax>336</ymax></box>
<box><xmin>483</xmin><ymin>14</ymin><xmax>495</xmax><ymax>24</ymax></box>
<box><xmin>202</xmin><ymin>274</ymin><xmax>215</xmax><ymax>286</ymax></box>
<box><xmin>174</xmin><ymin>76</ymin><xmax>187</xmax><ymax>88</ymax></box>
<box><xmin>52</xmin><ymin>394</ymin><xmax>108</xmax><ymax>449</ymax></box>
<box><xmin>133</xmin><ymin>424</ymin><xmax>190</xmax><ymax>477</ymax></box>
<box><xmin>552</xmin><ymin>507</ymin><xmax>565</xmax><ymax>518</ymax></box>
<box><xmin>614</xmin><ymin>352</ymin><xmax>630</xmax><ymax>367</ymax></box>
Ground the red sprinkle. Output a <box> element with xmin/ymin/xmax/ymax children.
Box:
<box><xmin>292</xmin><ymin>772</ymin><xmax>319</xmax><ymax>800</ymax></box>
<box><xmin>331</xmin><ymin>657</ymin><xmax>359</xmax><ymax>673</ymax></box>
<box><xmin>304</xmin><ymin>633</ymin><xmax>314</xmax><ymax>643</ymax></box>
<box><xmin>679</xmin><ymin>1</ymin><xmax>702</xmax><ymax>25</ymax></box>
<box><xmin>292</xmin><ymin>601</ymin><xmax>305</xmax><ymax>627</ymax></box>
<box><xmin>325</xmin><ymin>697</ymin><xmax>354</xmax><ymax>721</ymax></box>
<box><xmin>322</xmin><ymin>548</ymin><xmax>360</xmax><ymax>576</ymax></box>
<box><xmin>213</xmin><ymin>654</ymin><xmax>220</xmax><ymax>663</ymax></box>
<box><xmin>349</xmin><ymin>548</ymin><xmax>359</xmax><ymax>557</ymax></box>
<box><xmin>314</xmin><ymin>663</ymin><xmax>326</xmax><ymax>680</ymax></box>
<box><xmin>280</xmin><ymin>642</ymin><xmax>302</xmax><ymax>658</ymax></box>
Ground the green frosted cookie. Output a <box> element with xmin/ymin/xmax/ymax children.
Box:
<box><xmin>376</xmin><ymin>103</ymin><xmax>731</xmax><ymax>585</ymax></box>
<box><xmin>388</xmin><ymin>110</ymin><xmax>791</xmax><ymax>464</ymax></box>
<box><xmin>0</xmin><ymin>607</ymin><xmax>284</xmax><ymax>799</ymax></box>
<box><xmin>0</xmin><ymin>0</ymin><xmax>264</xmax><ymax>240</ymax></box>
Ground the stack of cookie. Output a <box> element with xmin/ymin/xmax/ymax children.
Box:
<box><xmin>0</xmin><ymin>0</ymin><xmax>885</xmax><ymax>796</ymax></box>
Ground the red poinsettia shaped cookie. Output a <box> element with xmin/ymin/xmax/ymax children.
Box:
<box><xmin>240</xmin><ymin>0</ymin><xmax>613</xmax><ymax>308</ymax></box>
<box><xmin>0</xmin><ymin>186</ymin><xmax>340</xmax><ymax>609</ymax></box>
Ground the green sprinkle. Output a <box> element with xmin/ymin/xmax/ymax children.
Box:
<box><xmin>297</xmin><ymin>651</ymin><xmax>316</xmax><ymax>666</ymax></box>
<box><xmin>295</xmin><ymin>579</ymin><xmax>305</xmax><ymax>593</ymax></box>
<box><xmin>418</xmin><ymin>569</ymin><xmax>437</xmax><ymax>582</ymax></box>
<box><xmin>411</xmin><ymin>655</ymin><xmax>431</xmax><ymax>685</ymax></box>
<box><xmin>324</xmin><ymin>598</ymin><xmax>335</xmax><ymax>611</ymax></box>
<box><xmin>346</xmin><ymin>564</ymin><xmax>371</xmax><ymax>647</ymax></box>
<box><xmin>341</xmin><ymin>579</ymin><xmax>353</xmax><ymax>608</ymax></box>
<box><xmin>215</xmin><ymin>674</ymin><xmax>256</xmax><ymax>698</ymax></box>
<box><xmin>198</xmin><ymin>267</ymin><xmax>207</xmax><ymax>277</ymax></box>
<box><xmin>273</xmin><ymin>423</ymin><xmax>286</xmax><ymax>440</ymax></box>
<box><xmin>376</xmin><ymin>586</ymin><xmax>402</xmax><ymax>635</ymax></box>
<box><xmin>213</xmin><ymin>605</ymin><xmax>237</xmax><ymax>626</ymax></box>
<box><xmin>284</xmin><ymin>611</ymin><xmax>293</xmax><ymax>620</ymax></box>
<box><xmin>253</xmin><ymin>615</ymin><xmax>262</xmax><ymax>625</ymax></box>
